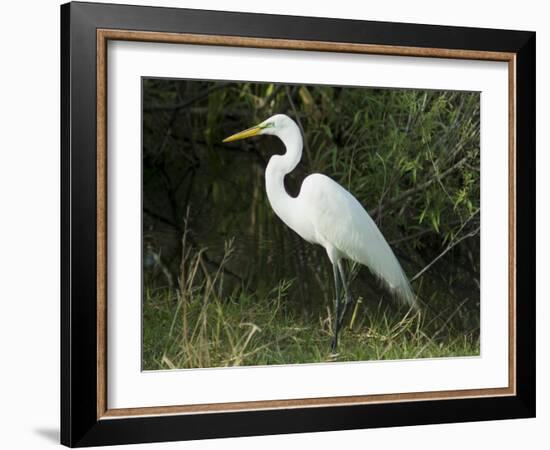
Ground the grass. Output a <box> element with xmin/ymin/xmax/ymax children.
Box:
<box><xmin>142</xmin><ymin>245</ymin><xmax>479</xmax><ymax>370</ymax></box>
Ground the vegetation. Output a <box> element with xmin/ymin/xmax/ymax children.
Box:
<box><xmin>142</xmin><ymin>79</ymin><xmax>480</xmax><ymax>370</ymax></box>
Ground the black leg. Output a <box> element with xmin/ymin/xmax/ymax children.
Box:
<box><xmin>331</xmin><ymin>262</ymin><xmax>342</xmax><ymax>354</ymax></box>
<box><xmin>337</xmin><ymin>260</ymin><xmax>354</xmax><ymax>329</ymax></box>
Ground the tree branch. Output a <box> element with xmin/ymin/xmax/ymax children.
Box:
<box><xmin>369</xmin><ymin>154</ymin><xmax>470</xmax><ymax>217</ymax></box>
<box><xmin>410</xmin><ymin>225</ymin><xmax>480</xmax><ymax>282</ymax></box>
<box><xmin>143</xmin><ymin>208</ymin><xmax>243</xmax><ymax>283</ymax></box>
<box><xmin>144</xmin><ymin>83</ymin><xmax>231</xmax><ymax>112</ymax></box>
<box><xmin>284</xmin><ymin>86</ymin><xmax>313</xmax><ymax>167</ymax></box>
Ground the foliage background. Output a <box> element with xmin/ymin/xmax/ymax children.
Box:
<box><xmin>142</xmin><ymin>78</ymin><xmax>480</xmax><ymax>369</ymax></box>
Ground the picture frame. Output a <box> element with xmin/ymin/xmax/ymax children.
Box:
<box><xmin>60</xmin><ymin>1</ymin><xmax>535</xmax><ymax>447</ymax></box>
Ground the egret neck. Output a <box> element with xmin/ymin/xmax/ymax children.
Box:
<box><xmin>265</xmin><ymin>121</ymin><xmax>304</xmax><ymax>233</ymax></box>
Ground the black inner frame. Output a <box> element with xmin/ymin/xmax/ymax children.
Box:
<box><xmin>61</xmin><ymin>2</ymin><xmax>536</xmax><ymax>447</ymax></box>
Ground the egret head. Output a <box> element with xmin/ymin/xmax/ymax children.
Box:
<box><xmin>222</xmin><ymin>114</ymin><xmax>294</xmax><ymax>143</ymax></box>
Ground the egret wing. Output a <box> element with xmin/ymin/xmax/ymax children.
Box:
<box><xmin>299</xmin><ymin>174</ymin><xmax>416</xmax><ymax>307</ymax></box>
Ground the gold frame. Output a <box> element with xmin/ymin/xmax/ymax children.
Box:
<box><xmin>96</xmin><ymin>29</ymin><xmax>516</xmax><ymax>420</ymax></box>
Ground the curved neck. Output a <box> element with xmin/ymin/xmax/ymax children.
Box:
<box><xmin>265</xmin><ymin>123</ymin><xmax>303</xmax><ymax>222</ymax></box>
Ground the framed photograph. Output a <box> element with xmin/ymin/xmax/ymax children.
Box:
<box><xmin>61</xmin><ymin>1</ymin><xmax>535</xmax><ymax>447</ymax></box>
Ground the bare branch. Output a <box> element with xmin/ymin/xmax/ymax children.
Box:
<box><xmin>411</xmin><ymin>225</ymin><xmax>480</xmax><ymax>282</ymax></box>
<box><xmin>144</xmin><ymin>83</ymin><xmax>231</xmax><ymax>112</ymax></box>
<box><xmin>284</xmin><ymin>86</ymin><xmax>313</xmax><ymax>167</ymax></box>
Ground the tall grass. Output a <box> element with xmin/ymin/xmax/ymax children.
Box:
<box><xmin>142</xmin><ymin>238</ymin><xmax>479</xmax><ymax>370</ymax></box>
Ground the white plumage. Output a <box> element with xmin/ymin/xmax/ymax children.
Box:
<box><xmin>223</xmin><ymin>113</ymin><xmax>416</xmax><ymax>352</ymax></box>
<box><xmin>299</xmin><ymin>173</ymin><xmax>416</xmax><ymax>307</ymax></box>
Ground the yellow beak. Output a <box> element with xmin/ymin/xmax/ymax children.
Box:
<box><xmin>222</xmin><ymin>125</ymin><xmax>262</xmax><ymax>143</ymax></box>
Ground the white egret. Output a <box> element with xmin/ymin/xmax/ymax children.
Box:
<box><xmin>223</xmin><ymin>114</ymin><xmax>416</xmax><ymax>353</ymax></box>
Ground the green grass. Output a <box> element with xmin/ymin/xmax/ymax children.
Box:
<box><xmin>142</xmin><ymin>279</ymin><xmax>479</xmax><ymax>370</ymax></box>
